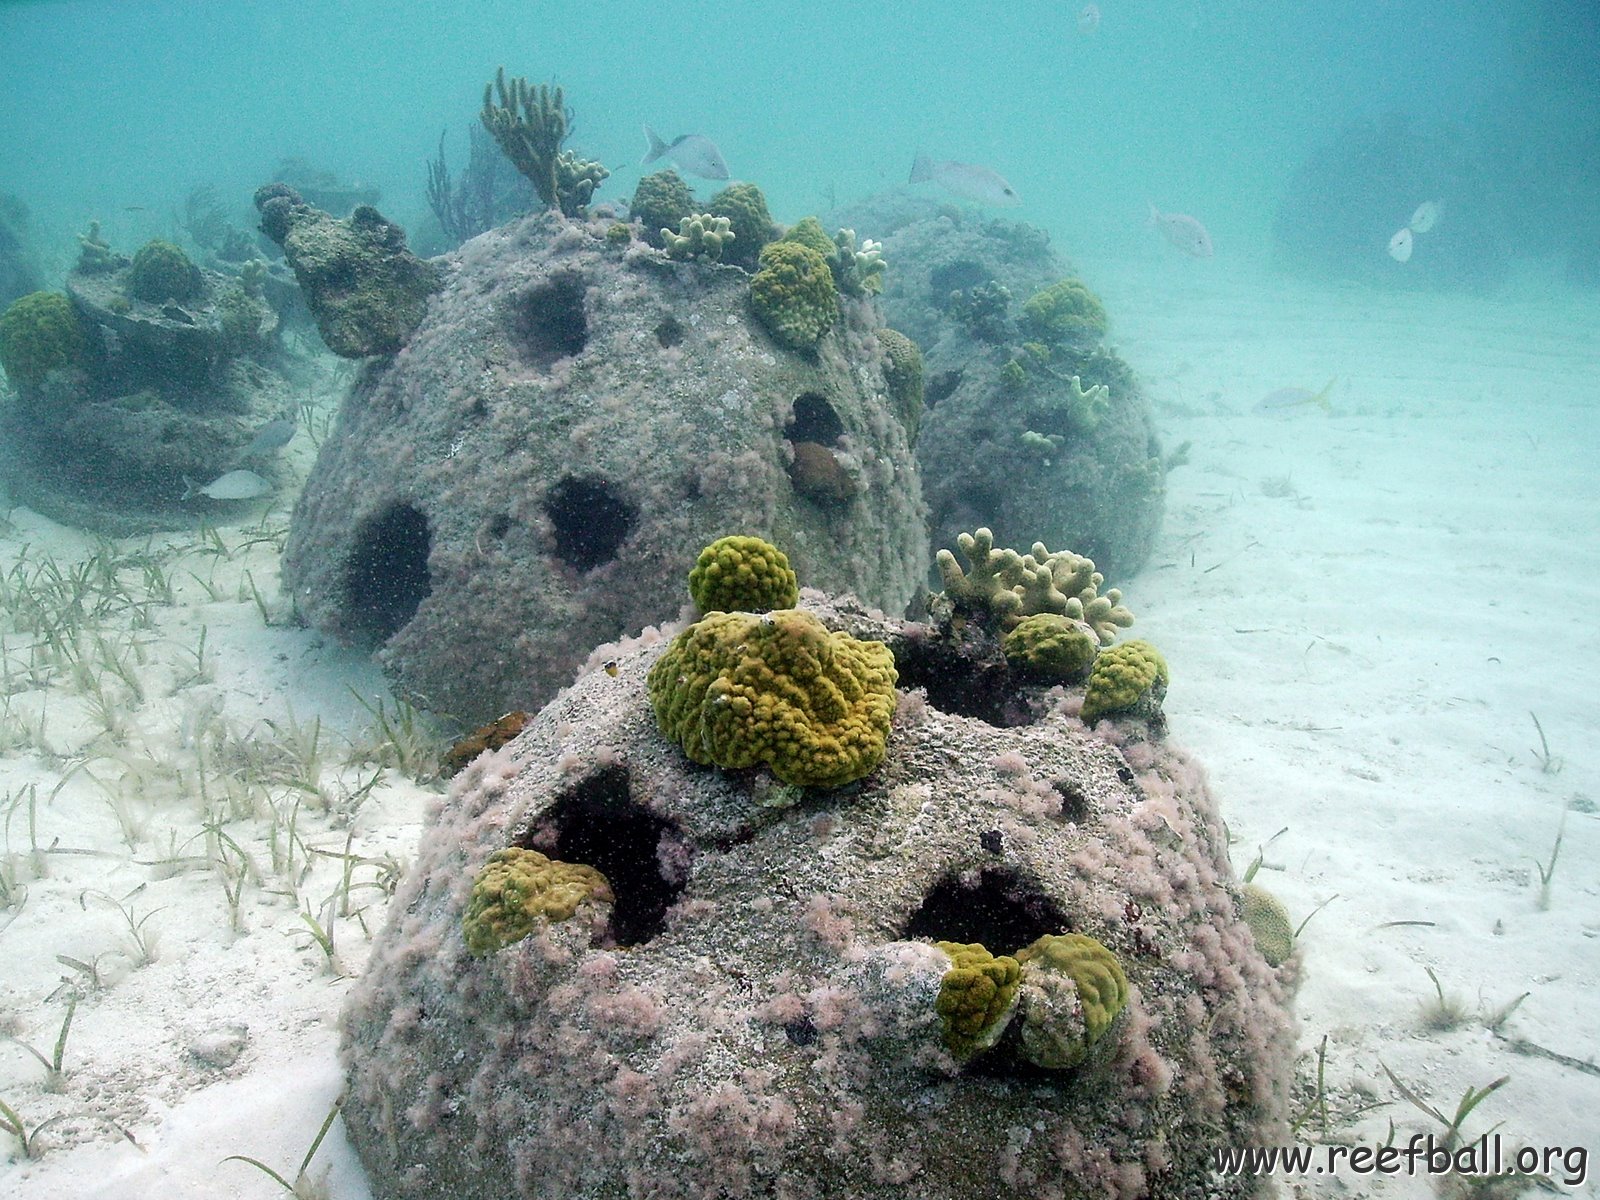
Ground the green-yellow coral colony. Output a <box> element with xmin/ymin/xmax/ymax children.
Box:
<box><xmin>127</xmin><ymin>239</ymin><xmax>201</xmax><ymax>303</ymax></box>
<box><xmin>750</xmin><ymin>240</ymin><xmax>837</xmax><ymax>350</ymax></box>
<box><xmin>1003</xmin><ymin>613</ymin><xmax>1100</xmax><ymax>683</ymax></box>
<box><xmin>0</xmin><ymin>291</ymin><xmax>90</xmax><ymax>389</ymax></box>
<box><xmin>648</xmin><ymin>609</ymin><xmax>897</xmax><ymax>789</ymax></box>
<box><xmin>1020</xmin><ymin>277</ymin><xmax>1107</xmax><ymax>346</ymax></box>
<box><xmin>934</xmin><ymin>942</ymin><xmax>1023</xmax><ymax>1059</ymax></box>
<box><xmin>462</xmin><ymin>847</ymin><xmax>614</xmax><ymax>956</ymax></box>
<box><xmin>687</xmin><ymin>535</ymin><xmax>798</xmax><ymax>613</ymax></box>
<box><xmin>936</xmin><ymin>527</ymin><xmax>1134</xmax><ymax>642</ymax></box>
<box><xmin>1079</xmin><ymin>639</ymin><xmax>1168</xmax><ymax>724</ymax></box>
<box><xmin>932</xmin><ymin>933</ymin><xmax>1129</xmax><ymax>1068</ymax></box>
<box><xmin>1240</xmin><ymin>883</ymin><xmax>1295</xmax><ymax>967</ymax></box>
<box><xmin>480</xmin><ymin>67</ymin><xmax>609</xmax><ymax>218</ymax></box>
<box><xmin>1013</xmin><ymin>933</ymin><xmax>1130</xmax><ymax>1068</ymax></box>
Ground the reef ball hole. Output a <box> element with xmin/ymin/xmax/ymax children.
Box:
<box><xmin>892</xmin><ymin>638</ymin><xmax>1035</xmax><ymax>728</ymax></box>
<box><xmin>510</xmin><ymin>272</ymin><xmax>588</xmax><ymax>367</ymax></box>
<box><xmin>521</xmin><ymin>767</ymin><xmax>684</xmax><ymax>947</ymax></box>
<box><xmin>654</xmin><ymin>316</ymin><xmax>685</xmax><ymax>348</ymax></box>
<box><xmin>924</xmin><ymin>369</ymin><xmax>963</xmax><ymax>408</ymax></box>
<box><xmin>902</xmin><ymin>867</ymin><xmax>1070</xmax><ymax>954</ymax></box>
<box><xmin>1053</xmin><ymin>781</ymin><xmax>1090</xmax><ymax>823</ymax></box>
<box><xmin>929</xmin><ymin>260</ymin><xmax>993</xmax><ymax>302</ymax></box>
<box><xmin>543</xmin><ymin>476</ymin><xmax>637</xmax><ymax>571</ymax></box>
<box><xmin>485</xmin><ymin>513</ymin><xmax>512</xmax><ymax>540</ymax></box>
<box><xmin>784</xmin><ymin>392</ymin><xmax>846</xmax><ymax>445</ymax></box>
<box><xmin>342</xmin><ymin>503</ymin><xmax>432</xmax><ymax>648</ymax></box>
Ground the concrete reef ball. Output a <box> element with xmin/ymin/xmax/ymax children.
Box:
<box><xmin>340</xmin><ymin>579</ymin><xmax>1298</xmax><ymax>1200</ymax></box>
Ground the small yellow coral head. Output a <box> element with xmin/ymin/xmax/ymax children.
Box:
<box><xmin>687</xmin><ymin>535</ymin><xmax>798</xmax><ymax>614</ymax></box>
<box><xmin>1014</xmin><ymin>933</ymin><xmax>1129</xmax><ymax>1069</ymax></box>
<box><xmin>462</xmin><ymin>847</ymin><xmax>613</xmax><ymax>956</ymax></box>
<box><xmin>1080</xmin><ymin>639</ymin><xmax>1168</xmax><ymax>724</ymax></box>
<box><xmin>1003</xmin><ymin>613</ymin><xmax>1099</xmax><ymax>683</ymax></box>
<box><xmin>934</xmin><ymin>941</ymin><xmax>1022</xmax><ymax>1058</ymax></box>
<box><xmin>1240</xmin><ymin>883</ymin><xmax>1294</xmax><ymax>967</ymax></box>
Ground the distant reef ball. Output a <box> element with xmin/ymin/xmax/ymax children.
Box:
<box><xmin>825</xmin><ymin>192</ymin><xmax>1169</xmax><ymax>582</ymax></box>
<box><xmin>280</xmin><ymin>209</ymin><xmax>927</xmax><ymax>724</ymax></box>
<box><xmin>1272</xmin><ymin>115</ymin><xmax>1509</xmax><ymax>292</ymax></box>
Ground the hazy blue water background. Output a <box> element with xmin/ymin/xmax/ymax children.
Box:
<box><xmin>0</xmin><ymin>0</ymin><xmax>1563</xmax><ymax>277</ymax></box>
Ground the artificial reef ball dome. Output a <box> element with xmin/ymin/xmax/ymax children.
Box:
<box><xmin>339</xmin><ymin>591</ymin><xmax>1298</xmax><ymax>1200</ymax></box>
<box><xmin>280</xmin><ymin>210</ymin><xmax>927</xmax><ymax>724</ymax></box>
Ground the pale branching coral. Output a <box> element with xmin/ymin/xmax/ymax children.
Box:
<box><xmin>662</xmin><ymin>213</ymin><xmax>735</xmax><ymax>262</ymax></box>
<box><xmin>936</xmin><ymin>528</ymin><xmax>1134</xmax><ymax>641</ymax></box>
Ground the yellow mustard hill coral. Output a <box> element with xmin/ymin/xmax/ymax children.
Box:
<box><xmin>647</xmin><ymin>608</ymin><xmax>897</xmax><ymax>789</ymax></box>
<box><xmin>1079</xmin><ymin>639</ymin><xmax>1168</xmax><ymax>724</ymax></box>
<box><xmin>750</xmin><ymin>240</ymin><xmax>836</xmax><ymax>351</ymax></box>
<box><xmin>1240</xmin><ymin>883</ymin><xmax>1295</xmax><ymax>967</ymax></box>
<box><xmin>934</xmin><ymin>941</ymin><xmax>1022</xmax><ymax>1059</ymax></box>
<box><xmin>462</xmin><ymin>847</ymin><xmax>614</xmax><ymax>956</ymax></box>
<box><xmin>687</xmin><ymin>535</ymin><xmax>798</xmax><ymax>614</ymax></box>
<box><xmin>0</xmin><ymin>291</ymin><xmax>90</xmax><ymax>390</ymax></box>
<box><xmin>1014</xmin><ymin>933</ymin><xmax>1129</xmax><ymax>1069</ymax></box>
<box><xmin>1003</xmin><ymin>613</ymin><xmax>1099</xmax><ymax>683</ymax></box>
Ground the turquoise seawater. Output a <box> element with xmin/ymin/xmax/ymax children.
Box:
<box><xmin>2</xmin><ymin>0</ymin><xmax>1585</xmax><ymax>268</ymax></box>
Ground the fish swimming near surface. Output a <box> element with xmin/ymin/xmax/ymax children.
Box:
<box><xmin>1387</xmin><ymin>226</ymin><xmax>1414</xmax><ymax>262</ymax></box>
<box><xmin>1408</xmin><ymin>200</ymin><xmax>1441</xmax><ymax>234</ymax></box>
<box><xmin>232</xmin><ymin>417</ymin><xmax>296</xmax><ymax>464</ymax></box>
<box><xmin>1078</xmin><ymin>4</ymin><xmax>1101</xmax><ymax>34</ymax></box>
<box><xmin>909</xmin><ymin>153</ymin><xmax>1021</xmax><ymax>207</ymax></box>
<box><xmin>641</xmin><ymin>125</ymin><xmax>730</xmax><ymax>180</ymax></box>
<box><xmin>181</xmin><ymin>469</ymin><xmax>272</xmax><ymax>501</ymax></box>
<box><xmin>1255</xmin><ymin>377</ymin><xmax>1335</xmax><ymax>414</ymax></box>
<box><xmin>1148</xmin><ymin>204</ymin><xmax>1214</xmax><ymax>257</ymax></box>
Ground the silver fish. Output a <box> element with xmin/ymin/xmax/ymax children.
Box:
<box><xmin>1255</xmin><ymin>378</ymin><xmax>1335</xmax><ymax>414</ymax></box>
<box><xmin>182</xmin><ymin>469</ymin><xmax>272</xmax><ymax>501</ymax></box>
<box><xmin>1148</xmin><ymin>204</ymin><xmax>1214</xmax><ymax>258</ymax></box>
<box><xmin>233</xmin><ymin>417</ymin><xmax>296</xmax><ymax>463</ymax></box>
<box><xmin>909</xmin><ymin>153</ymin><xmax>1021</xmax><ymax>206</ymax></box>
<box><xmin>641</xmin><ymin>125</ymin><xmax>730</xmax><ymax>180</ymax></box>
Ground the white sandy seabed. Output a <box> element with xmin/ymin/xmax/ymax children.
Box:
<box><xmin>0</xmin><ymin>251</ymin><xmax>1596</xmax><ymax>1199</ymax></box>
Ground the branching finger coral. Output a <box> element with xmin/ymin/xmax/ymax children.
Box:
<box><xmin>936</xmin><ymin>528</ymin><xmax>1134</xmax><ymax>641</ymax></box>
<box><xmin>662</xmin><ymin>213</ymin><xmax>735</xmax><ymax>262</ymax></box>
<box><xmin>480</xmin><ymin>67</ymin><xmax>609</xmax><ymax>217</ymax></box>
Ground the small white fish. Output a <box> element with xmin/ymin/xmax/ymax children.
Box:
<box><xmin>1148</xmin><ymin>203</ymin><xmax>1214</xmax><ymax>258</ymax></box>
<box><xmin>1078</xmin><ymin>4</ymin><xmax>1101</xmax><ymax>34</ymax></box>
<box><xmin>182</xmin><ymin>469</ymin><xmax>272</xmax><ymax>501</ymax></box>
<box><xmin>1408</xmin><ymin>200</ymin><xmax>1441</xmax><ymax>234</ymax></box>
<box><xmin>641</xmin><ymin>125</ymin><xmax>730</xmax><ymax>180</ymax></box>
<box><xmin>1387</xmin><ymin>226</ymin><xmax>1414</xmax><ymax>262</ymax></box>
<box><xmin>232</xmin><ymin>417</ymin><xmax>296</xmax><ymax>464</ymax></box>
<box><xmin>909</xmin><ymin>153</ymin><xmax>1021</xmax><ymax>207</ymax></box>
